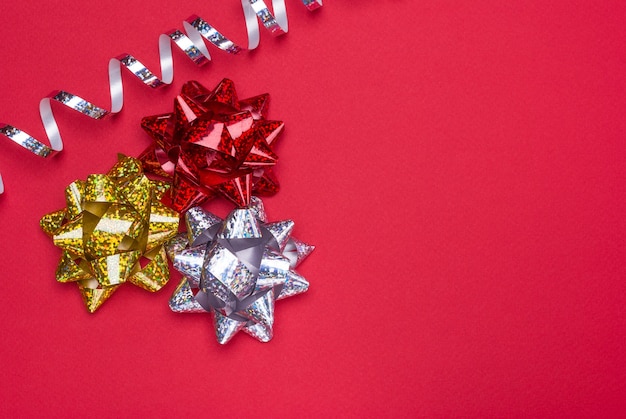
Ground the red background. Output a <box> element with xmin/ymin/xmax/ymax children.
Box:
<box><xmin>1</xmin><ymin>1</ymin><xmax>625</xmax><ymax>416</ymax></box>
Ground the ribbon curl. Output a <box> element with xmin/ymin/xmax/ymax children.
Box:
<box><xmin>0</xmin><ymin>0</ymin><xmax>322</xmax><ymax>195</ymax></box>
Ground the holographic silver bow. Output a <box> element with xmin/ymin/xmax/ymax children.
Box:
<box><xmin>167</xmin><ymin>197</ymin><xmax>313</xmax><ymax>344</ymax></box>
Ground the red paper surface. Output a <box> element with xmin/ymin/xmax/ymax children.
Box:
<box><xmin>1</xmin><ymin>1</ymin><xmax>626</xmax><ymax>416</ymax></box>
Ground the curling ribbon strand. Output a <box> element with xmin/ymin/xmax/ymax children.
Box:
<box><xmin>0</xmin><ymin>0</ymin><xmax>322</xmax><ymax>194</ymax></box>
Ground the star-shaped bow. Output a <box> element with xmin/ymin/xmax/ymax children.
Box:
<box><xmin>140</xmin><ymin>79</ymin><xmax>284</xmax><ymax>212</ymax></box>
<box><xmin>168</xmin><ymin>197</ymin><xmax>313</xmax><ymax>344</ymax></box>
<box><xmin>40</xmin><ymin>155</ymin><xmax>180</xmax><ymax>312</ymax></box>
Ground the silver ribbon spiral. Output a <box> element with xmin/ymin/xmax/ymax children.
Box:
<box><xmin>0</xmin><ymin>0</ymin><xmax>322</xmax><ymax>194</ymax></box>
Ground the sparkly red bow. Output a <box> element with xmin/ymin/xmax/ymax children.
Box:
<box><xmin>139</xmin><ymin>79</ymin><xmax>283</xmax><ymax>211</ymax></box>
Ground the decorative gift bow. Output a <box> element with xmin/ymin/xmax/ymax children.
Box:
<box><xmin>140</xmin><ymin>79</ymin><xmax>284</xmax><ymax>212</ymax></box>
<box><xmin>41</xmin><ymin>155</ymin><xmax>179</xmax><ymax>312</ymax></box>
<box><xmin>168</xmin><ymin>197</ymin><xmax>313</xmax><ymax>343</ymax></box>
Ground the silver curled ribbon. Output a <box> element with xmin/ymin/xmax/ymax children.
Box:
<box><xmin>0</xmin><ymin>0</ymin><xmax>322</xmax><ymax>195</ymax></box>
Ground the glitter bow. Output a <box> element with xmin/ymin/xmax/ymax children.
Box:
<box><xmin>168</xmin><ymin>197</ymin><xmax>313</xmax><ymax>344</ymax></box>
<box><xmin>40</xmin><ymin>155</ymin><xmax>179</xmax><ymax>312</ymax></box>
<box><xmin>140</xmin><ymin>79</ymin><xmax>284</xmax><ymax>212</ymax></box>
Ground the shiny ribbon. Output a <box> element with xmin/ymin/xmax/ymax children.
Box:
<box><xmin>0</xmin><ymin>0</ymin><xmax>322</xmax><ymax>195</ymax></box>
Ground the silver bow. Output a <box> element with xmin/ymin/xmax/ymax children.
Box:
<box><xmin>167</xmin><ymin>197</ymin><xmax>313</xmax><ymax>344</ymax></box>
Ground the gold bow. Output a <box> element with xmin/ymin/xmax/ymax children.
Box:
<box><xmin>41</xmin><ymin>155</ymin><xmax>179</xmax><ymax>312</ymax></box>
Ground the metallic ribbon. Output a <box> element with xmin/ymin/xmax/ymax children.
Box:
<box><xmin>0</xmin><ymin>0</ymin><xmax>322</xmax><ymax>195</ymax></box>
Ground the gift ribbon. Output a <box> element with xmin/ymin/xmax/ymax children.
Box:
<box><xmin>0</xmin><ymin>0</ymin><xmax>322</xmax><ymax>195</ymax></box>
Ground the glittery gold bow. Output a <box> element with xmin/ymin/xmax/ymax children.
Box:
<box><xmin>40</xmin><ymin>155</ymin><xmax>179</xmax><ymax>312</ymax></box>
